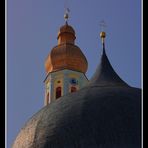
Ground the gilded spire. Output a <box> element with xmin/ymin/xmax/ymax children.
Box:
<box><xmin>100</xmin><ymin>20</ymin><xmax>107</xmax><ymax>53</ymax></box>
<box><xmin>100</xmin><ymin>20</ymin><xmax>106</xmax><ymax>44</ymax></box>
<box><xmin>100</xmin><ymin>31</ymin><xmax>106</xmax><ymax>44</ymax></box>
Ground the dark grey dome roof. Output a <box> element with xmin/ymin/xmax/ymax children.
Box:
<box><xmin>89</xmin><ymin>47</ymin><xmax>129</xmax><ymax>87</ymax></box>
<box><xmin>13</xmin><ymin>47</ymin><xmax>141</xmax><ymax>148</ymax></box>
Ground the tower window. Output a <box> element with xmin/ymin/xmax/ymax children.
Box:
<box><xmin>56</xmin><ymin>87</ymin><xmax>62</xmax><ymax>99</ymax></box>
<box><xmin>71</xmin><ymin>86</ymin><xmax>77</xmax><ymax>93</ymax></box>
<box><xmin>70</xmin><ymin>78</ymin><xmax>78</xmax><ymax>85</ymax></box>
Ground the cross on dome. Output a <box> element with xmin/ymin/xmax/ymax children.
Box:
<box><xmin>64</xmin><ymin>8</ymin><xmax>70</xmax><ymax>23</ymax></box>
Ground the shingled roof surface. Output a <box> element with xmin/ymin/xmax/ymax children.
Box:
<box><xmin>13</xmin><ymin>48</ymin><xmax>141</xmax><ymax>148</ymax></box>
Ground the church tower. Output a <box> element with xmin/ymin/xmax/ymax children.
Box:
<box><xmin>44</xmin><ymin>12</ymin><xmax>88</xmax><ymax>105</ymax></box>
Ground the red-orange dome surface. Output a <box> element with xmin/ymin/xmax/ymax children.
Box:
<box><xmin>45</xmin><ymin>43</ymin><xmax>88</xmax><ymax>73</ymax></box>
<box><xmin>45</xmin><ymin>23</ymin><xmax>88</xmax><ymax>73</ymax></box>
<box><xmin>58</xmin><ymin>23</ymin><xmax>75</xmax><ymax>37</ymax></box>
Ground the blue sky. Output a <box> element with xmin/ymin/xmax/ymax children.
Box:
<box><xmin>7</xmin><ymin>0</ymin><xmax>141</xmax><ymax>147</ymax></box>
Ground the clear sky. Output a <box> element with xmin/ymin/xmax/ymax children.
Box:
<box><xmin>7</xmin><ymin>0</ymin><xmax>141</xmax><ymax>147</ymax></box>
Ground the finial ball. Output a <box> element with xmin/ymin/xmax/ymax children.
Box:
<box><xmin>64</xmin><ymin>13</ymin><xmax>69</xmax><ymax>20</ymax></box>
<box><xmin>100</xmin><ymin>31</ymin><xmax>106</xmax><ymax>38</ymax></box>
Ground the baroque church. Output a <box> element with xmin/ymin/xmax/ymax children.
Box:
<box><xmin>12</xmin><ymin>10</ymin><xmax>141</xmax><ymax>148</ymax></box>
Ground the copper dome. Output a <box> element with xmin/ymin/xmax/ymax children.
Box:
<box><xmin>45</xmin><ymin>43</ymin><xmax>88</xmax><ymax>73</ymax></box>
<box><xmin>57</xmin><ymin>23</ymin><xmax>75</xmax><ymax>38</ymax></box>
<box><xmin>45</xmin><ymin>23</ymin><xmax>88</xmax><ymax>74</ymax></box>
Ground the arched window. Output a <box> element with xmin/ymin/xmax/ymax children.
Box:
<box><xmin>56</xmin><ymin>87</ymin><xmax>62</xmax><ymax>99</ymax></box>
<box><xmin>71</xmin><ymin>86</ymin><xmax>77</xmax><ymax>93</ymax></box>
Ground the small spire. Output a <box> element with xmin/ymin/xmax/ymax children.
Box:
<box><xmin>89</xmin><ymin>21</ymin><xmax>128</xmax><ymax>87</ymax></box>
<box><xmin>64</xmin><ymin>8</ymin><xmax>70</xmax><ymax>24</ymax></box>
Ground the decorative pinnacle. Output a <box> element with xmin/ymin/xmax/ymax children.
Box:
<box><xmin>100</xmin><ymin>32</ymin><xmax>106</xmax><ymax>43</ymax></box>
<box><xmin>100</xmin><ymin>20</ymin><xmax>107</xmax><ymax>44</ymax></box>
<box><xmin>64</xmin><ymin>8</ymin><xmax>70</xmax><ymax>23</ymax></box>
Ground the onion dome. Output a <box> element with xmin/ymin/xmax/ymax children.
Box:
<box><xmin>45</xmin><ymin>23</ymin><xmax>88</xmax><ymax>74</ymax></box>
<box><xmin>57</xmin><ymin>22</ymin><xmax>76</xmax><ymax>44</ymax></box>
<box><xmin>13</xmin><ymin>32</ymin><xmax>141</xmax><ymax>148</ymax></box>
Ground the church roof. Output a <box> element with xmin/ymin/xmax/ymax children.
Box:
<box><xmin>13</xmin><ymin>52</ymin><xmax>141</xmax><ymax>148</ymax></box>
<box><xmin>12</xmin><ymin>33</ymin><xmax>141</xmax><ymax>148</ymax></box>
<box><xmin>89</xmin><ymin>45</ymin><xmax>129</xmax><ymax>87</ymax></box>
<box><xmin>13</xmin><ymin>87</ymin><xmax>141</xmax><ymax>148</ymax></box>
